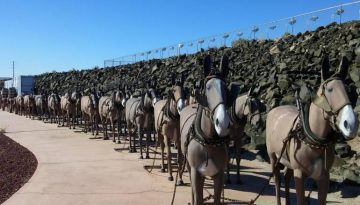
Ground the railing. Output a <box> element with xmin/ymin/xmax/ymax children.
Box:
<box><xmin>104</xmin><ymin>1</ymin><xmax>360</xmax><ymax>68</ymax></box>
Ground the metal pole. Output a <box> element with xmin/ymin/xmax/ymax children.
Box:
<box><xmin>12</xmin><ymin>61</ymin><xmax>14</xmax><ymax>87</ymax></box>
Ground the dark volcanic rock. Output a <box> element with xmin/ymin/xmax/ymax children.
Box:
<box><xmin>34</xmin><ymin>21</ymin><xmax>360</xmax><ymax>159</ymax></box>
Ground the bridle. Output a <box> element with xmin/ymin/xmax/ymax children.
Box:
<box><xmin>312</xmin><ymin>77</ymin><xmax>351</xmax><ymax>131</ymax></box>
<box><xmin>202</xmin><ymin>75</ymin><xmax>227</xmax><ymax>122</ymax></box>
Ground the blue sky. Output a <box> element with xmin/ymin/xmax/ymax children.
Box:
<box><xmin>0</xmin><ymin>0</ymin><xmax>358</xmax><ymax>78</ymax></box>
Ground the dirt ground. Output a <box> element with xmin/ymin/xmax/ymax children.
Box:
<box><xmin>0</xmin><ymin>133</ymin><xmax>37</xmax><ymax>204</ymax></box>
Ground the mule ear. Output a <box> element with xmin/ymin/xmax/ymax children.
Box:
<box><xmin>336</xmin><ymin>56</ymin><xmax>349</xmax><ymax>79</ymax></box>
<box><xmin>228</xmin><ymin>83</ymin><xmax>241</xmax><ymax>106</ymax></box>
<box><xmin>247</xmin><ymin>86</ymin><xmax>254</xmax><ymax>97</ymax></box>
<box><xmin>321</xmin><ymin>56</ymin><xmax>331</xmax><ymax>81</ymax></box>
<box><xmin>171</xmin><ymin>74</ymin><xmax>176</xmax><ymax>86</ymax></box>
<box><xmin>180</xmin><ymin>73</ymin><xmax>185</xmax><ymax>85</ymax></box>
<box><xmin>219</xmin><ymin>55</ymin><xmax>229</xmax><ymax>78</ymax></box>
<box><xmin>203</xmin><ymin>55</ymin><xmax>212</xmax><ymax>77</ymax></box>
<box><xmin>195</xmin><ymin>91</ymin><xmax>208</xmax><ymax>107</ymax></box>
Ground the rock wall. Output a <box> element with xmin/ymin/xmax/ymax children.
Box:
<box><xmin>35</xmin><ymin>20</ymin><xmax>360</xmax><ymax>184</ymax></box>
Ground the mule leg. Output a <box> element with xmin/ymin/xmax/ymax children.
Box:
<box><xmin>294</xmin><ymin>169</ymin><xmax>306</xmax><ymax>205</ymax></box>
<box><xmin>159</xmin><ymin>134</ymin><xmax>166</xmax><ymax>173</ymax></box>
<box><xmin>91</xmin><ymin>114</ymin><xmax>95</xmax><ymax>135</ymax></box>
<box><xmin>191</xmin><ymin>169</ymin><xmax>204</xmax><ymax>205</ymax></box>
<box><xmin>138</xmin><ymin>126</ymin><xmax>143</xmax><ymax>159</ymax></box>
<box><xmin>226</xmin><ymin>143</ymin><xmax>231</xmax><ymax>184</ymax></box>
<box><xmin>270</xmin><ymin>153</ymin><xmax>282</xmax><ymax>205</ymax></box>
<box><xmin>235</xmin><ymin>137</ymin><xmax>242</xmax><ymax>184</ymax></box>
<box><xmin>103</xmin><ymin>119</ymin><xmax>108</xmax><ymax>140</ymax></box>
<box><xmin>317</xmin><ymin>173</ymin><xmax>329</xmax><ymax>205</ymax></box>
<box><xmin>117</xmin><ymin>119</ymin><xmax>121</xmax><ymax>143</ymax></box>
<box><xmin>164</xmin><ymin>135</ymin><xmax>173</xmax><ymax>181</ymax></box>
<box><xmin>145</xmin><ymin>129</ymin><xmax>150</xmax><ymax>159</ymax></box>
<box><xmin>111</xmin><ymin>118</ymin><xmax>116</xmax><ymax>143</ymax></box>
<box><xmin>127</xmin><ymin>124</ymin><xmax>133</xmax><ymax>153</ymax></box>
<box><xmin>284</xmin><ymin>167</ymin><xmax>293</xmax><ymax>205</ymax></box>
<box><xmin>213</xmin><ymin>173</ymin><xmax>224</xmax><ymax>205</ymax></box>
<box><xmin>176</xmin><ymin>139</ymin><xmax>184</xmax><ymax>186</ymax></box>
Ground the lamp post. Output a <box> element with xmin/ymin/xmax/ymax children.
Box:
<box><xmin>268</xmin><ymin>25</ymin><xmax>276</xmax><ymax>39</ymax></box>
<box><xmin>169</xmin><ymin>46</ymin><xmax>175</xmax><ymax>56</ymax></box>
<box><xmin>197</xmin><ymin>39</ymin><xmax>204</xmax><ymax>51</ymax></box>
<box><xmin>251</xmin><ymin>26</ymin><xmax>259</xmax><ymax>39</ymax></box>
<box><xmin>12</xmin><ymin>61</ymin><xmax>14</xmax><ymax>87</ymax></box>
<box><xmin>161</xmin><ymin>47</ymin><xmax>166</xmax><ymax>59</ymax></box>
<box><xmin>223</xmin><ymin>33</ymin><xmax>229</xmax><ymax>46</ymax></box>
<box><xmin>336</xmin><ymin>6</ymin><xmax>344</xmax><ymax>24</ymax></box>
<box><xmin>288</xmin><ymin>17</ymin><xmax>296</xmax><ymax>35</ymax></box>
<box><xmin>236</xmin><ymin>32</ymin><xmax>243</xmax><ymax>39</ymax></box>
<box><xmin>208</xmin><ymin>37</ymin><xmax>216</xmax><ymax>48</ymax></box>
<box><xmin>187</xmin><ymin>42</ymin><xmax>193</xmax><ymax>54</ymax></box>
<box><xmin>309</xmin><ymin>15</ymin><xmax>319</xmax><ymax>30</ymax></box>
<box><xmin>178</xmin><ymin>43</ymin><xmax>184</xmax><ymax>56</ymax></box>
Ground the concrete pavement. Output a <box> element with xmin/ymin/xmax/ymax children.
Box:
<box><xmin>1</xmin><ymin>111</ymin><xmax>358</xmax><ymax>205</ymax></box>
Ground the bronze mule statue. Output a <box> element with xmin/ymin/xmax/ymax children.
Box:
<box><xmin>226</xmin><ymin>85</ymin><xmax>265</xmax><ymax>184</ymax></box>
<box><xmin>180</xmin><ymin>55</ymin><xmax>234</xmax><ymax>205</ymax></box>
<box><xmin>98</xmin><ymin>87</ymin><xmax>125</xmax><ymax>141</ymax></box>
<box><xmin>266</xmin><ymin>56</ymin><xmax>359</xmax><ymax>205</ymax></box>
<box><xmin>154</xmin><ymin>74</ymin><xmax>186</xmax><ymax>183</ymax></box>
<box><xmin>125</xmin><ymin>83</ymin><xmax>159</xmax><ymax>159</ymax></box>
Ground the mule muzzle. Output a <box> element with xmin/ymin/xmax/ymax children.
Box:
<box><xmin>337</xmin><ymin>105</ymin><xmax>359</xmax><ymax>140</ymax></box>
<box><xmin>213</xmin><ymin>104</ymin><xmax>230</xmax><ymax>137</ymax></box>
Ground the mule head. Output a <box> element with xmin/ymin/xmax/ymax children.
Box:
<box><xmin>168</xmin><ymin>85</ymin><xmax>185</xmax><ymax>114</ymax></box>
<box><xmin>243</xmin><ymin>91</ymin><xmax>266</xmax><ymax>128</ymax></box>
<box><xmin>195</xmin><ymin>54</ymin><xmax>230</xmax><ymax>137</ymax></box>
<box><xmin>144</xmin><ymin>88</ymin><xmax>159</xmax><ymax>110</ymax></box>
<box><xmin>71</xmin><ymin>90</ymin><xmax>82</xmax><ymax>103</ymax></box>
<box><xmin>168</xmin><ymin>73</ymin><xmax>186</xmax><ymax>114</ymax></box>
<box><xmin>316</xmin><ymin>56</ymin><xmax>358</xmax><ymax>140</ymax></box>
<box><xmin>113</xmin><ymin>90</ymin><xmax>124</xmax><ymax>108</ymax></box>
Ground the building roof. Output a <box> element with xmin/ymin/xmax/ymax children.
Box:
<box><xmin>0</xmin><ymin>77</ymin><xmax>12</xmax><ymax>81</ymax></box>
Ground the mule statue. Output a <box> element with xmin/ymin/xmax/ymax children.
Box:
<box><xmin>154</xmin><ymin>74</ymin><xmax>186</xmax><ymax>183</ymax></box>
<box><xmin>226</xmin><ymin>85</ymin><xmax>266</xmax><ymax>184</ymax></box>
<box><xmin>125</xmin><ymin>82</ymin><xmax>159</xmax><ymax>159</ymax></box>
<box><xmin>266</xmin><ymin>56</ymin><xmax>359</xmax><ymax>205</ymax></box>
<box><xmin>98</xmin><ymin>87</ymin><xmax>125</xmax><ymax>141</ymax></box>
<box><xmin>180</xmin><ymin>54</ymin><xmax>233</xmax><ymax>205</ymax></box>
<box><xmin>81</xmin><ymin>89</ymin><xmax>100</xmax><ymax>135</ymax></box>
<box><xmin>48</xmin><ymin>93</ymin><xmax>61</xmax><ymax>124</ymax></box>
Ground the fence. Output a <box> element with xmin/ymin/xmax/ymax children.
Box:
<box><xmin>104</xmin><ymin>1</ymin><xmax>360</xmax><ymax>67</ymax></box>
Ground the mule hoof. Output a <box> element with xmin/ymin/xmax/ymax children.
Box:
<box><xmin>116</xmin><ymin>140</ymin><xmax>121</xmax><ymax>144</ymax></box>
<box><xmin>139</xmin><ymin>156</ymin><xmax>144</xmax><ymax>159</ymax></box>
<box><xmin>237</xmin><ymin>179</ymin><xmax>243</xmax><ymax>185</ymax></box>
<box><xmin>146</xmin><ymin>155</ymin><xmax>150</xmax><ymax>159</ymax></box>
<box><xmin>103</xmin><ymin>137</ymin><xmax>109</xmax><ymax>140</ymax></box>
<box><xmin>168</xmin><ymin>176</ymin><xmax>174</xmax><ymax>181</ymax></box>
<box><xmin>176</xmin><ymin>180</ymin><xmax>184</xmax><ymax>186</ymax></box>
<box><xmin>161</xmin><ymin>168</ymin><xmax>166</xmax><ymax>173</ymax></box>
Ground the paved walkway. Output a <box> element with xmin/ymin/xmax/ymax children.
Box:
<box><xmin>0</xmin><ymin>111</ymin><xmax>358</xmax><ymax>205</ymax></box>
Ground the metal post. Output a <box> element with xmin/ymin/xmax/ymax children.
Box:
<box><xmin>12</xmin><ymin>61</ymin><xmax>14</xmax><ymax>87</ymax></box>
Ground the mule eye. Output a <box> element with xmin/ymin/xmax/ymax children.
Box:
<box><xmin>327</xmin><ymin>87</ymin><xmax>333</xmax><ymax>92</ymax></box>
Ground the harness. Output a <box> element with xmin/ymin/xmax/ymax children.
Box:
<box><xmin>189</xmin><ymin>105</ymin><xmax>229</xmax><ymax>147</ymax></box>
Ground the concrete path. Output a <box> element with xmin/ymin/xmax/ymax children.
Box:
<box><xmin>0</xmin><ymin>111</ymin><xmax>358</xmax><ymax>205</ymax></box>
